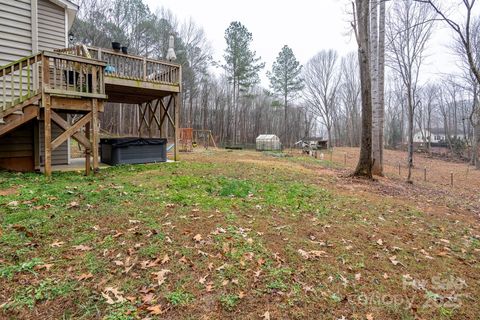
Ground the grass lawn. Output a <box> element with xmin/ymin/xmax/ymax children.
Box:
<box><xmin>0</xmin><ymin>150</ymin><xmax>479</xmax><ymax>319</ymax></box>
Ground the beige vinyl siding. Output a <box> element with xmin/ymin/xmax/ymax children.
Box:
<box><xmin>0</xmin><ymin>0</ymin><xmax>33</xmax><ymax>104</ymax></box>
<box><xmin>39</xmin><ymin>113</ymin><xmax>69</xmax><ymax>165</ymax></box>
<box><xmin>0</xmin><ymin>0</ymin><xmax>32</xmax><ymax>64</ymax></box>
<box><xmin>37</xmin><ymin>0</ymin><xmax>69</xmax><ymax>165</ymax></box>
<box><xmin>38</xmin><ymin>0</ymin><xmax>66</xmax><ymax>51</ymax></box>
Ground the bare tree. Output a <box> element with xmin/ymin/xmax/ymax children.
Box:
<box><xmin>386</xmin><ymin>0</ymin><xmax>434</xmax><ymax>183</ymax></box>
<box><xmin>416</xmin><ymin>0</ymin><xmax>480</xmax><ymax>168</ymax></box>
<box><xmin>303</xmin><ymin>50</ymin><xmax>341</xmax><ymax>149</ymax></box>
<box><xmin>340</xmin><ymin>53</ymin><xmax>361</xmax><ymax>147</ymax></box>
<box><xmin>180</xmin><ymin>18</ymin><xmax>212</xmax><ymax>127</ymax></box>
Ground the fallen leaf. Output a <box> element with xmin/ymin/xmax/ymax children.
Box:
<box><xmin>76</xmin><ymin>273</ymin><xmax>93</xmax><ymax>281</ymax></box>
<box><xmin>199</xmin><ymin>274</ymin><xmax>209</xmax><ymax>285</ymax></box>
<box><xmin>102</xmin><ymin>287</ymin><xmax>126</xmax><ymax>304</ymax></box>
<box><xmin>366</xmin><ymin>314</ymin><xmax>374</xmax><ymax>320</ymax></box>
<box><xmin>12</xmin><ymin>224</ymin><xmax>33</xmax><ymax>237</ymax></box>
<box><xmin>146</xmin><ymin>304</ymin><xmax>163</xmax><ymax>315</ymax></box>
<box><xmin>161</xmin><ymin>254</ymin><xmax>170</xmax><ymax>264</ymax></box>
<box><xmin>205</xmin><ymin>283</ymin><xmax>214</xmax><ymax>292</ymax></box>
<box><xmin>113</xmin><ymin>260</ymin><xmax>124</xmax><ymax>266</ymax></box>
<box><xmin>151</xmin><ymin>269</ymin><xmax>170</xmax><ymax>286</ymax></box>
<box><xmin>7</xmin><ymin>200</ymin><xmax>19</xmax><ymax>207</ymax></box>
<box><xmin>73</xmin><ymin>245</ymin><xmax>92</xmax><ymax>251</ymax></box>
<box><xmin>50</xmin><ymin>241</ymin><xmax>65</xmax><ymax>248</ymax></box>
<box><xmin>376</xmin><ymin>239</ymin><xmax>383</xmax><ymax>246</ymax></box>
<box><xmin>298</xmin><ymin>249</ymin><xmax>328</xmax><ymax>260</ymax></box>
<box><xmin>35</xmin><ymin>264</ymin><xmax>53</xmax><ymax>271</ymax></box>
<box><xmin>389</xmin><ymin>256</ymin><xmax>400</xmax><ymax>266</ymax></box>
<box><xmin>67</xmin><ymin>201</ymin><xmax>79</xmax><ymax>209</ymax></box>
<box><xmin>262</xmin><ymin>311</ymin><xmax>271</xmax><ymax>320</ymax></box>
<box><xmin>142</xmin><ymin>293</ymin><xmax>155</xmax><ymax>304</ymax></box>
<box><xmin>193</xmin><ymin>234</ymin><xmax>203</xmax><ymax>242</ymax></box>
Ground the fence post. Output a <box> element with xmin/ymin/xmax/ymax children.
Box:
<box><xmin>398</xmin><ymin>162</ymin><xmax>401</xmax><ymax>176</ymax></box>
<box><xmin>424</xmin><ymin>166</ymin><xmax>427</xmax><ymax>182</ymax></box>
<box><xmin>344</xmin><ymin>153</ymin><xmax>347</xmax><ymax>166</ymax></box>
<box><xmin>450</xmin><ymin>172</ymin><xmax>454</xmax><ymax>187</ymax></box>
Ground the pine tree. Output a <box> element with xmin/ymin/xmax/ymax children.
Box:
<box><xmin>223</xmin><ymin>21</ymin><xmax>265</xmax><ymax>143</ymax></box>
<box><xmin>267</xmin><ymin>45</ymin><xmax>304</xmax><ymax>146</ymax></box>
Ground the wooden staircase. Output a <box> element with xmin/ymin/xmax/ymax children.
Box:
<box><xmin>0</xmin><ymin>53</ymin><xmax>43</xmax><ymax>138</ymax></box>
<box><xmin>0</xmin><ymin>94</ymin><xmax>41</xmax><ymax>138</ymax></box>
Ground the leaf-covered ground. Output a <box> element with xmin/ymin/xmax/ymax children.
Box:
<box><xmin>0</xmin><ymin>150</ymin><xmax>479</xmax><ymax>320</ymax></box>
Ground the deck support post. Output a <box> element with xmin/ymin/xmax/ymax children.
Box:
<box><xmin>159</xmin><ymin>98</ymin><xmax>167</xmax><ymax>138</ymax></box>
<box><xmin>85</xmin><ymin>121</ymin><xmax>91</xmax><ymax>176</ymax></box>
<box><xmin>92</xmin><ymin>99</ymin><xmax>99</xmax><ymax>173</ymax></box>
<box><xmin>174</xmin><ymin>93</ymin><xmax>180</xmax><ymax>161</ymax></box>
<box><xmin>33</xmin><ymin>120</ymin><xmax>40</xmax><ymax>171</ymax></box>
<box><xmin>43</xmin><ymin>94</ymin><xmax>52</xmax><ymax>176</ymax></box>
<box><xmin>91</xmin><ymin>67</ymin><xmax>99</xmax><ymax>174</ymax></box>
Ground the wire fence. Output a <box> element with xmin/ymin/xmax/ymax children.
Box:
<box><xmin>288</xmin><ymin>147</ymin><xmax>479</xmax><ymax>190</ymax></box>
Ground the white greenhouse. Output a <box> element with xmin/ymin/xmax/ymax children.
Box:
<box><xmin>256</xmin><ymin>134</ymin><xmax>282</xmax><ymax>151</ymax></box>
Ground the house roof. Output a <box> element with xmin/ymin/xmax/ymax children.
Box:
<box><xmin>303</xmin><ymin>137</ymin><xmax>327</xmax><ymax>142</ymax></box>
<box><xmin>429</xmin><ymin>128</ymin><xmax>446</xmax><ymax>135</ymax></box>
<box><xmin>256</xmin><ymin>134</ymin><xmax>279</xmax><ymax>140</ymax></box>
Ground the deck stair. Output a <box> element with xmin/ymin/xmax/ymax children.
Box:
<box><xmin>0</xmin><ymin>53</ymin><xmax>44</xmax><ymax>138</ymax></box>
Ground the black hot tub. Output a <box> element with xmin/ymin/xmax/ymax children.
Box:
<box><xmin>100</xmin><ymin>138</ymin><xmax>167</xmax><ymax>165</ymax></box>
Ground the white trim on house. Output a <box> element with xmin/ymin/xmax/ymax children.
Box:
<box><xmin>48</xmin><ymin>0</ymin><xmax>78</xmax><ymax>29</ymax></box>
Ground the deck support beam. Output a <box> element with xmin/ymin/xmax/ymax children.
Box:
<box><xmin>174</xmin><ymin>93</ymin><xmax>180</xmax><ymax>161</ymax></box>
<box><xmin>43</xmin><ymin>94</ymin><xmax>52</xmax><ymax>177</ymax></box>
<box><xmin>42</xmin><ymin>98</ymin><xmax>102</xmax><ymax>176</ymax></box>
<box><xmin>92</xmin><ymin>99</ymin><xmax>99</xmax><ymax>173</ymax></box>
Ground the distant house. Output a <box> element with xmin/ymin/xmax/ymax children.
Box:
<box><xmin>295</xmin><ymin>137</ymin><xmax>328</xmax><ymax>153</ymax></box>
<box><xmin>413</xmin><ymin>128</ymin><xmax>466</xmax><ymax>144</ymax></box>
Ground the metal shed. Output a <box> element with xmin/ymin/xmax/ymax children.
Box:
<box><xmin>256</xmin><ymin>134</ymin><xmax>281</xmax><ymax>151</ymax></box>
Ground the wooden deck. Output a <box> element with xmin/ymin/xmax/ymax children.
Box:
<box><xmin>55</xmin><ymin>46</ymin><xmax>181</xmax><ymax>104</ymax></box>
<box><xmin>0</xmin><ymin>45</ymin><xmax>182</xmax><ymax>176</ymax></box>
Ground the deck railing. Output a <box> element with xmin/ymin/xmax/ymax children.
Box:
<box><xmin>0</xmin><ymin>53</ymin><xmax>40</xmax><ymax>111</ymax></box>
<box><xmin>56</xmin><ymin>45</ymin><xmax>181</xmax><ymax>86</ymax></box>
<box><xmin>0</xmin><ymin>51</ymin><xmax>106</xmax><ymax>112</ymax></box>
<box><xmin>41</xmin><ymin>51</ymin><xmax>106</xmax><ymax>98</ymax></box>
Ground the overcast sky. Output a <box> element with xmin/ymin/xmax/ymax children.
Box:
<box><xmin>145</xmin><ymin>0</ymin><xmax>462</xmax><ymax>86</ymax></box>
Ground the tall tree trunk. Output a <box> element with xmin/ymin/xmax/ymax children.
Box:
<box><xmin>371</xmin><ymin>0</ymin><xmax>381</xmax><ymax>174</ymax></box>
<box><xmin>407</xmin><ymin>88</ymin><xmax>414</xmax><ymax>183</ymax></box>
<box><xmin>377</xmin><ymin>0</ymin><xmax>386</xmax><ymax>174</ymax></box>
<box><xmin>353</xmin><ymin>0</ymin><xmax>373</xmax><ymax>178</ymax></box>
<box><xmin>284</xmin><ymin>93</ymin><xmax>288</xmax><ymax>147</ymax></box>
<box><xmin>472</xmin><ymin>90</ymin><xmax>480</xmax><ymax>169</ymax></box>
